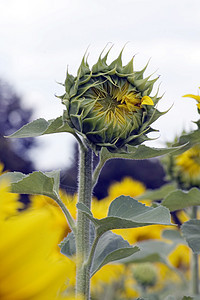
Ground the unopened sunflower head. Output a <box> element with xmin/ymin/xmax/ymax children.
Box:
<box><xmin>60</xmin><ymin>47</ymin><xmax>163</xmax><ymax>153</ymax></box>
<box><xmin>132</xmin><ymin>263</ymin><xmax>157</xmax><ymax>288</ymax></box>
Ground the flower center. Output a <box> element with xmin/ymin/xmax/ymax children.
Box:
<box><xmin>90</xmin><ymin>81</ymin><xmax>142</xmax><ymax>126</ymax></box>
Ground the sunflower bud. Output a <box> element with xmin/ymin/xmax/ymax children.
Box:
<box><xmin>60</xmin><ymin>47</ymin><xmax>163</xmax><ymax>153</ymax></box>
<box><xmin>132</xmin><ymin>263</ymin><xmax>157</xmax><ymax>288</ymax></box>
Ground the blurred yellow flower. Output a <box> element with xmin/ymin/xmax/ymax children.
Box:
<box><xmin>91</xmin><ymin>264</ymin><xmax>125</xmax><ymax>294</ymax></box>
<box><xmin>176</xmin><ymin>210</ymin><xmax>189</xmax><ymax>224</ymax></box>
<box><xmin>107</xmin><ymin>177</ymin><xmax>146</xmax><ymax>200</ymax></box>
<box><xmin>175</xmin><ymin>144</ymin><xmax>200</xmax><ymax>187</ymax></box>
<box><xmin>183</xmin><ymin>87</ymin><xmax>200</xmax><ymax>109</ymax></box>
<box><xmin>0</xmin><ymin>164</ymin><xmax>22</xmax><ymax>220</ymax></box>
<box><xmin>0</xmin><ymin>168</ymin><xmax>76</xmax><ymax>300</ymax></box>
<box><xmin>168</xmin><ymin>244</ymin><xmax>190</xmax><ymax>274</ymax></box>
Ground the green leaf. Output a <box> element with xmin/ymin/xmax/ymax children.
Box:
<box><xmin>0</xmin><ymin>170</ymin><xmax>60</xmax><ymax>199</ymax></box>
<box><xmin>162</xmin><ymin>188</ymin><xmax>200</xmax><ymax>211</ymax></box>
<box><xmin>138</xmin><ymin>183</ymin><xmax>177</xmax><ymax>201</ymax></box>
<box><xmin>77</xmin><ymin>196</ymin><xmax>172</xmax><ymax>235</ymax></box>
<box><xmin>181</xmin><ymin>219</ymin><xmax>200</xmax><ymax>253</ymax></box>
<box><xmin>117</xmin><ymin>240</ymin><xmax>176</xmax><ymax>265</ymax></box>
<box><xmin>6</xmin><ymin>116</ymin><xmax>75</xmax><ymax>138</ymax></box>
<box><xmin>162</xmin><ymin>229</ymin><xmax>185</xmax><ymax>244</ymax></box>
<box><xmin>182</xmin><ymin>297</ymin><xmax>193</xmax><ymax>300</ymax></box>
<box><xmin>0</xmin><ymin>171</ymin><xmax>26</xmax><ymax>183</ymax></box>
<box><xmin>59</xmin><ymin>232</ymin><xmax>76</xmax><ymax>257</ymax></box>
<box><xmin>164</xmin><ymin>296</ymin><xmax>176</xmax><ymax>300</ymax></box>
<box><xmin>100</xmin><ymin>144</ymin><xmax>185</xmax><ymax>162</ymax></box>
<box><xmin>90</xmin><ymin>231</ymin><xmax>139</xmax><ymax>276</ymax></box>
<box><xmin>176</xmin><ymin>129</ymin><xmax>200</xmax><ymax>148</ymax></box>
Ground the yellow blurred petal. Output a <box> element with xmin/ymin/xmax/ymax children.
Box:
<box><xmin>141</xmin><ymin>96</ymin><xmax>154</xmax><ymax>106</ymax></box>
<box><xmin>0</xmin><ymin>179</ymin><xmax>21</xmax><ymax>219</ymax></box>
<box><xmin>168</xmin><ymin>244</ymin><xmax>190</xmax><ymax>272</ymax></box>
<box><xmin>183</xmin><ymin>94</ymin><xmax>200</xmax><ymax>102</ymax></box>
<box><xmin>0</xmin><ymin>162</ymin><xmax>4</xmax><ymax>173</ymax></box>
<box><xmin>0</xmin><ymin>204</ymin><xmax>75</xmax><ymax>299</ymax></box>
<box><xmin>91</xmin><ymin>264</ymin><xmax>124</xmax><ymax>293</ymax></box>
<box><xmin>108</xmin><ymin>177</ymin><xmax>146</xmax><ymax>200</ymax></box>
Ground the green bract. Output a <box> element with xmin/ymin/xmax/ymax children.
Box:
<box><xmin>60</xmin><ymin>47</ymin><xmax>163</xmax><ymax>153</ymax></box>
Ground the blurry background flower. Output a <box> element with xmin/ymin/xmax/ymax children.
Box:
<box><xmin>183</xmin><ymin>87</ymin><xmax>200</xmax><ymax>110</ymax></box>
<box><xmin>162</xmin><ymin>143</ymin><xmax>200</xmax><ymax>190</ymax></box>
<box><xmin>0</xmin><ymin>166</ymin><xmax>76</xmax><ymax>300</ymax></box>
<box><xmin>132</xmin><ymin>263</ymin><xmax>158</xmax><ymax>289</ymax></box>
<box><xmin>175</xmin><ymin>144</ymin><xmax>200</xmax><ymax>188</ymax></box>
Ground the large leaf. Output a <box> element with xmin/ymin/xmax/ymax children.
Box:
<box><xmin>176</xmin><ymin>129</ymin><xmax>200</xmax><ymax>148</ymax></box>
<box><xmin>77</xmin><ymin>195</ymin><xmax>172</xmax><ymax>235</ymax></box>
<box><xmin>117</xmin><ymin>240</ymin><xmax>176</xmax><ymax>265</ymax></box>
<box><xmin>181</xmin><ymin>219</ymin><xmax>200</xmax><ymax>253</ymax></box>
<box><xmin>90</xmin><ymin>231</ymin><xmax>139</xmax><ymax>276</ymax></box>
<box><xmin>60</xmin><ymin>229</ymin><xmax>139</xmax><ymax>276</ymax></box>
<box><xmin>138</xmin><ymin>183</ymin><xmax>177</xmax><ymax>201</ymax></box>
<box><xmin>0</xmin><ymin>170</ymin><xmax>60</xmax><ymax>199</ymax></box>
<box><xmin>6</xmin><ymin>116</ymin><xmax>75</xmax><ymax>138</ymax></box>
<box><xmin>162</xmin><ymin>229</ymin><xmax>185</xmax><ymax>244</ymax></box>
<box><xmin>162</xmin><ymin>188</ymin><xmax>200</xmax><ymax>211</ymax></box>
<box><xmin>101</xmin><ymin>144</ymin><xmax>185</xmax><ymax>161</ymax></box>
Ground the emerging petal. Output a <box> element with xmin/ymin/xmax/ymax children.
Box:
<box><xmin>183</xmin><ymin>94</ymin><xmax>200</xmax><ymax>102</ymax></box>
<box><xmin>141</xmin><ymin>96</ymin><xmax>154</xmax><ymax>106</ymax></box>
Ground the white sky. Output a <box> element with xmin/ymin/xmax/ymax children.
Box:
<box><xmin>1</xmin><ymin>0</ymin><xmax>200</xmax><ymax>170</ymax></box>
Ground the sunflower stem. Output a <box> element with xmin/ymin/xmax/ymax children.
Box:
<box><xmin>191</xmin><ymin>206</ymin><xmax>199</xmax><ymax>295</ymax></box>
<box><xmin>76</xmin><ymin>144</ymin><xmax>93</xmax><ymax>299</ymax></box>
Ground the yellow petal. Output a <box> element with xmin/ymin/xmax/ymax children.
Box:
<box><xmin>197</xmin><ymin>103</ymin><xmax>200</xmax><ymax>109</ymax></box>
<box><xmin>183</xmin><ymin>94</ymin><xmax>200</xmax><ymax>102</ymax></box>
<box><xmin>141</xmin><ymin>96</ymin><xmax>154</xmax><ymax>106</ymax></box>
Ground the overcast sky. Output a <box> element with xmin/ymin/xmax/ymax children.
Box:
<box><xmin>1</xmin><ymin>0</ymin><xmax>200</xmax><ymax>169</ymax></box>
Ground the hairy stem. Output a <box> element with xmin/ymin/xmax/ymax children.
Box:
<box><xmin>191</xmin><ymin>206</ymin><xmax>199</xmax><ymax>295</ymax></box>
<box><xmin>76</xmin><ymin>144</ymin><xmax>93</xmax><ymax>299</ymax></box>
